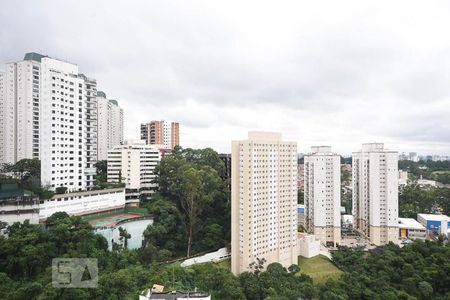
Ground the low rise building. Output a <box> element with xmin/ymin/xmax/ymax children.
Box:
<box><xmin>417</xmin><ymin>213</ymin><xmax>450</xmax><ymax>240</ymax></box>
<box><xmin>0</xmin><ymin>184</ymin><xmax>39</xmax><ymax>225</ymax></box>
<box><xmin>342</xmin><ymin>214</ymin><xmax>353</xmax><ymax>225</ymax></box>
<box><xmin>39</xmin><ymin>188</ymin><xmax>125</xmax><ymax>220</ymax></box>
<box><xmin>417</xmin><ymin>177</ymin><xmax>437</xmax><ymax>187</ymax></box>
<box><xmin>398</xmin><ymin>218</ymin><xmax>426</xmax><ymax>240</ymax></box>
<box><xmin>398</xmin><ymin>170</ymin><xmax>408</xmax><ymax>186</ymax></box>
<box><xmin>297</xmin><ymin>233</ymin><xmax>320</xmax><ymax>258</ymax></box>
<box><xmin>140</xmin><ymin>285</ymin><xmax>210</xmax><ymax>300</ymax></box>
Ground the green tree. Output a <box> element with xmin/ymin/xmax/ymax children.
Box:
<box><xmin>180</xmin><ymin>166</ymin><xmax>203</xmax><ymax>257</ymax></box>
<box><xmin>118</xmin><ymin>227</ymin><xmax>131</xmax><ymax>249</ymax></box>
<box><xmin>55</xmin><ymin>186</ymin><xmax>67</xmax><ymax>194</ymax></box>
<box><xmin>94</xmin><ymin>160</ymin><xmax>107</xmax><ymax>185</ymax></box>
<box><xmin>298</xmin><ymin>189</ymin><xmax>304</xmax><ymax>204</ymax></box>
<box><xmin>151</xmin><ymin>147</ymin><xmax>230</xmax><ymax>257</ymax></box>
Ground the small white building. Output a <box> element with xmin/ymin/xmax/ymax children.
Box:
<box><xmin>417</xmin><ymin>178</ymin><xmax>437</xmax><ymax>187</ymax></box>
<box><xmin>398</xmin><ymin>218</ymin><xmax>426</xmax><ymax>240</ymax></box>
<box><xmin>297</xmin><ymin>233</ymin><xmax>320</xmax><ymax>258</ymax></box>
<box><xmin>140</xmin><ymin>285</ymin><xmax>210</xmax><ymax>300</ymax></box>
<box><xmin>398</xmin><ymin>170</ymin><xmax>408</xmax><ymax>186</ymax></box>
<box><xmin>39</xmin><ymin>188</ymin><xmax>125</xmax><ymax>220</ymax></box>
<box><xmin>342</xmin><ymin>215</ymin><xmax>353</xmax><ymax>226</ymax></box>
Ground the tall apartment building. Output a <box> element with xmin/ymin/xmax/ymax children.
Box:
<box><xmin>231</xmin><ymin>132</ymin><xmax>298</xmax><ymax>276</ymax></box>
<box><xmin>140</xmin><ymin>120</ymin><xmax>179</xmax><ymax>150</ymax></box>
<box><xmin>97</xmin><ymin>91</ymin><xmax>124</xmax><ymax>161</ymax></box>
<box><xmin>0</xmin><ymin>71</ymin><xmax>5</xmax><ymax>163</ymax></box>
<box><xmin>352</xmin><ymin>143</ymin><xmax>399</xmax><ymax>245</ymax></box>
<box><xmin>0</xmin><ymin>53</ymin><xmax>43</xmax><ymax>164</ymax></box>
<box><xmin>304</xmin><ymin>146</ymin><xmax>341</xmax><ymax>246</ymax></box>
<box><xmin>107</xmin><ymin>140</ymin><xmax>161</xmax><ymax>206</ymax></box>
<box><xmin>0</xmin><ymin>53</ymin><xmax>98</xmax><ymax>191</ymax></box>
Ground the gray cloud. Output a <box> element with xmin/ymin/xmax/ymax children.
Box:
<box><xmin>1</xmin><ymin>0</ymin><xmax>450</xmax><ymax>154</ymax></box>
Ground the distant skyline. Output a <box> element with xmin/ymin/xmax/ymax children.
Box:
<box><xmin>1</xmin><ymin>0</ymin><xmax>450</xmax><ymax>155</ymax></box>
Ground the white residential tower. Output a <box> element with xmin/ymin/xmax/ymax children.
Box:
<box><xmin>97</xmin><ymin>91</ymin><xmax>124</xmax><ymax>161</ymax></box>
<box><xmin>304</xmin><ymin>146</ymin><xmax>341</xmax><ymax>246</ymax></box>
<box><xmin>0</xmin><ymin>53</ymin><xmax>99</xmax><ymax>192</ymax></box>
<box><xmin>352</xmin><ymin>143</ymin><xmax>399</xmax><ymax>245</ymax></box>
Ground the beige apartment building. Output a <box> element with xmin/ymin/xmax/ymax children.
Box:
<box><xmin>231</xmin><ymin>132</ymin><xmax>298</xmax><ymax>276</ymax></box>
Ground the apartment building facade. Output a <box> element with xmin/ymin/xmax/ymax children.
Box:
<box><xmin>231</xmin><ymin>132</ymin><xmax>298</xmax><ymax>275</ymax></box>
<box><xmin>0</xmin><ymin>53</ymin><xmax>97</xmax><ymax>191</ymax></box>
<box><xmin>97</xmin><ymin>91</ymin><xmax>124</xmax><ymax>161</ymax></box>
<box><xmin>140</xmin><ymin>120</ymin><xmax>179</xmax><ymax>150</ymax></box>
<box><xmin>107</xmin><ymin>140</ymin><xmax>161</xmax><ymax>206</ymax></box>
<box><xmin>0</xmin><ymin>53</ymin><xmax>126</xmax><ymax>193</ymax></box>
<box><xmin>0</xmin><ymin>53</ymin><xmax>43</xmax><ymax>164</ymax></box>
<box><xmin>39</xmin><ymin>57</ymin><xmax>97</xmax><ymax>191</ymax></box>
<box><xmin>0</xmin><ymin>71</ymin><xmax>5</xmax><ymax>163</ymax></box>
<box><xmin>304</xmin><ymin>146</ymin><xmax>341</xmax><ymax>246</ymax></box>
<box><xmin>352</xmin><ymin>143</ymin><xmax>399</xmax><ymax>245</ymax></box>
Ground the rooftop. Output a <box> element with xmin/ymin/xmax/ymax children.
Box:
<box><xmin>23</xmin><ymin>52</ymin><xmax>48</xmax><ymax>62</ymax></box>
<box><xmin>247</xmin><ymin>131</ymin><xmax>282</xmax><ymax>141</ymax></box>
<box><xmin>0</xmin><ymin>189</ymin><xmax>34</xmax><ymax>199</ymax></box>
<box><xmin>140</xmin><ymin>290</ymin><xmax>210</xmax><ymax>299</ymax></box>
<box><xmin>418</xmin><ymin>214</ymin><xmax>450</xmax><ymax>222</ymax></box>
<box><xmin>0</xmin><ymin>183</ymin><xmax>35</xmax><ymax>199</ymax></box>
<box><xmin>398</xmin><ymin>218</ymin><xmax>426</xmax><ymax>230</ymax></box>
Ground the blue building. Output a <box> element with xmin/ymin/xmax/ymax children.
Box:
<box><xmin>417</xmin><ymin>213</ymin><xmax>450</xmax><ymax>240</ymax></box>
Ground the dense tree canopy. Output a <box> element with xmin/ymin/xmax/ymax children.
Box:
<box><xmin>322</xmin><ymin>240</ymin><xmax>450</xmax><ymax>299</ymax></box>
<box><xmin>142</xmin><ymin>146</ymin><xmax>230</xmax><ymax>260</ymax></box>
<box><xmin>399</xmin><ymin>184</ymin><xmax>450</xmax><ymax>217</ymax></box>
<box><xmin>399</xmin><ymin>159</ymin><xmax>450</xmax><ymax>184</ymax></box>
<box><xmin>1</xmin><ymin>152</ymin><xmax>449</xmax><ymax>299</ymax></box>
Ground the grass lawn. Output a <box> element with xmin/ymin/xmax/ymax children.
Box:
<box><xmin>432</xmin><ymin>170</ymin><xmax>450</xmax><ymax>175</ymax></box>
<box><xmin>297</xmin><ymin>255</ymin><xmax>342</xmax><ymax>285</ymax></box>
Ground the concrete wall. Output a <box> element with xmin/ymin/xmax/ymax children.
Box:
<box><xmin>39</xmin><ymin>188</ymin><xmax>125</xmax><ymax>220</ymax></box>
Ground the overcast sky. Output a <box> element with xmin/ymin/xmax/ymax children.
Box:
<box><xmin>1</xmin><ymin>0</ymin><xmax>450</xmax><ymax>155</ymax></box>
